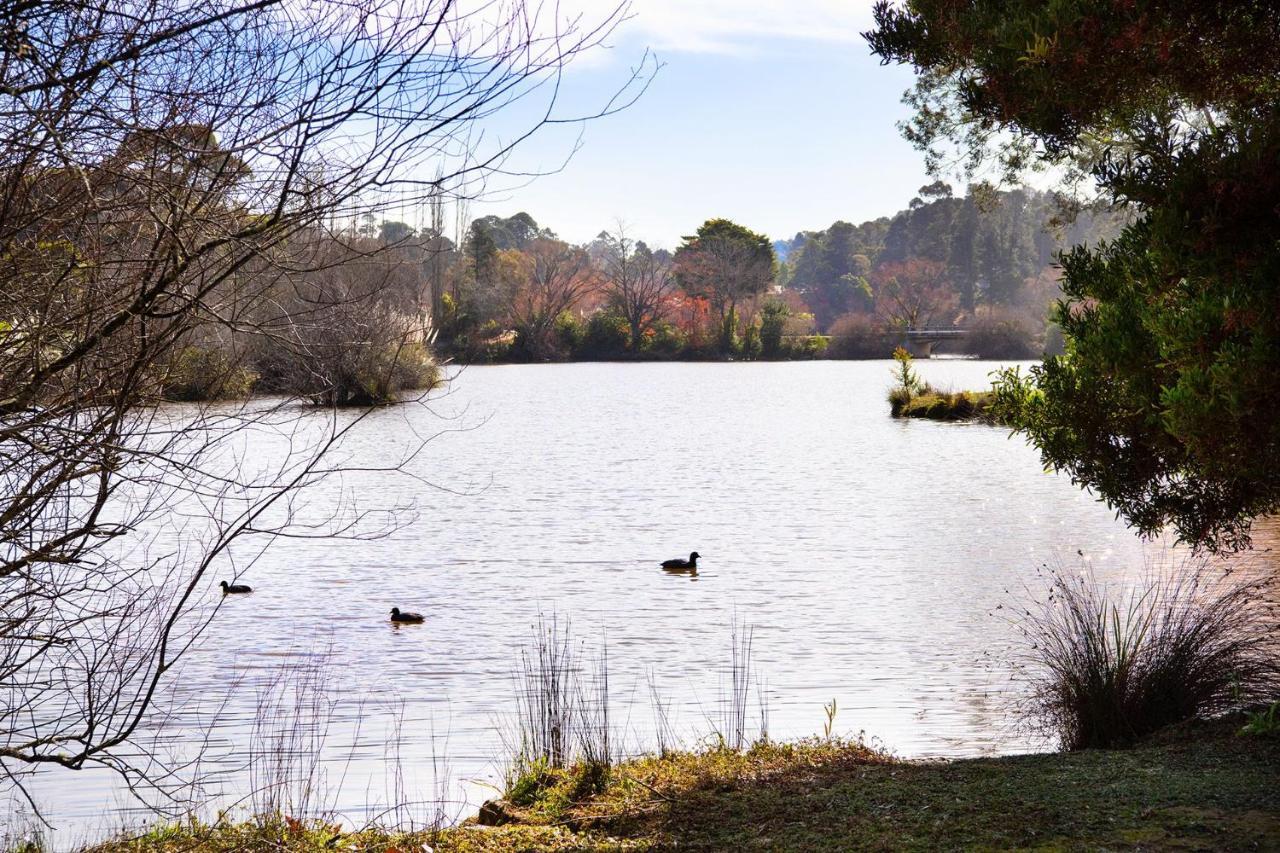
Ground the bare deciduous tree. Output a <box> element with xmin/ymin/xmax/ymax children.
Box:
<box><xmin>598</xmin><ymin>223</ymin><xmax>676</xmax><ymax>348</ymax></box>
<box><xmin>498</xmin><ymin>238</ymin><xmax>599</xmax><ymax>359</ymax></box>
<box><xmin>872</xmin><ymin>259</ymin><xmax>957</xmax><ymax>330</ymax></box>
<box><xmin>0</xmin><ymin>0</ymin><xmax>648</xmax><ymax>815</ymax></box>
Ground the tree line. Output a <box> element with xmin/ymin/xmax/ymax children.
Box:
<box><xmin>334</xmin><ymin>185</ymin><xmax>1119</xmax><ymax>368</ymax></box>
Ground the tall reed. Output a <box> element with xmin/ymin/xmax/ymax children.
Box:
<box><xmin>723</xmin><ymin>619</ymin><xmax>755</xmax><ymax>750</ymax></box>
<box><xmin>505</xmin><ymin>613</ymin><xmax>614</xmax><ymax>797</ymax></box>
<box><xmin>511</xmin><ymin>613</ymin><xmax>577</xmax><ymax>771</ymax></box>
<box><xmin>648</xmin><ymin>669</ymin><xmax>678</xmax><ymax>758</ymax></box>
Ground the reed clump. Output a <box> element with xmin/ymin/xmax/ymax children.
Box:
<box><xmin>1013</xmin><ymin>562</ymin><xmax>1280</xmax><ymax>750</ymax></box>
<box><xmin>897</xmin><ymin>389</ymin><xmax>998</xmax><ymax>421</ymax></box>
<box><xmin>504</xmin><ymin>614</ymin><xmax>613</xmax><ymax>804</ymax></box>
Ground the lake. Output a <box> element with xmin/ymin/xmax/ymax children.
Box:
<box><xmin>9</xmin><ymin>360</ymin><xmax>1192</xmax><ymax>842</ymax></box>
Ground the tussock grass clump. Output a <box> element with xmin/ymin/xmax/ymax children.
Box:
<box><xmin>898</xmin><ymin>390</ymin><xmax>998</xmax><ymax>421</ymax></box>
<box><xmin>1015</xmin><ymin>562</ymin><xmax>1280</xmax><ymax>750</ymax></box>
<box><xmin>160</xmin><ymin>345</ymin><xmax>258</xmax><ymax>401</ymax></box>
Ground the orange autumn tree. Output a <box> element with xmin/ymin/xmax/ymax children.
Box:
<box><xmin>497</xmin><ymin>238</ymin><xmax>599</xmax><ymax>359</ymax></box>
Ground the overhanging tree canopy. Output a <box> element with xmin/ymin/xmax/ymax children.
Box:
<box><xmin>867</xmin><ymin>1</ymin><xmax>1280</xmax><ymax>551</ymax></box>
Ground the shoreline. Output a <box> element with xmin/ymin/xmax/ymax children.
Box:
<box><xmin>79</xmin><ymin>712</ymin><xmax>1279</xmax><ymax>852</ymax></box>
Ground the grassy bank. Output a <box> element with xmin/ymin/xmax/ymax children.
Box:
<box><xmin>82</xmin><ymin>715</ymin><xmax>1279</xmax><ymax>852</ymax></box>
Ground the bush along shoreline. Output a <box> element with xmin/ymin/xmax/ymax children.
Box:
<box><xmin>156</xmin><ymin>337</ymin><xmax>440</xmax><ymax>406</ymax></box>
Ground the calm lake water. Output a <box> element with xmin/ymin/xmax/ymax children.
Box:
<box><xmin>12</xmin><ymin>360</ymin><xmax>1214</xmax><ymax>842</ymax></box>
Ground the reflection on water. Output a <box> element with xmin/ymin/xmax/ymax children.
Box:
<box><xmin>16</xmin><ymin>359</ymin><xmax>1260</xmax><ymax>840</ymax></box>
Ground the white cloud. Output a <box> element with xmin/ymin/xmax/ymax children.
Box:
<box><xmin>641</xmin><ymin>0</ymin><xmax>873</xmax><ymax>52</ymax></box>
<box><xmin>564</xmin><ymin>0</ymin><xmax>877</xmax><ymax>55</ymax></box>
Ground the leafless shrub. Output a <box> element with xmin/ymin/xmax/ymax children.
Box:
<box><xmin>246</xmin><ymin>661</ymin><xmax>339</xmax><ymax>821</ymax></box>
<box><xmin>597</xmin><ymin>222</ymin><xmax>677</xmax><ymax>349</ymax></box>
<box><xmin>964</xmin><ymin>305</ymin><xmax>1040</xmax><ymax>359</ymax></box>
<box><xmin>827</xmin><ymin>313</ymin><xmax>894</xmax><ymax>359</ymax></box>
<box><xmin>499</xmin><ymin>239</ymin><xmax>600</xmax><ymax>360</ymax></box>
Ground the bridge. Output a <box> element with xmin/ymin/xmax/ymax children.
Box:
<box><xmin>899</xmin><ymin>327</ymin><xmax>968</xmax><ymax>358</ymax></box>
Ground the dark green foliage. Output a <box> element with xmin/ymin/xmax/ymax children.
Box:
<box><xmin>996</xmin><ymin>117</ymin><xmax>1280</xmax><ymax>550</ymax></box>
<box><xmin>507</xmin><ymin>758</ymin><xmax>558</xmax><ymax>807</ymax></box>
<box><xmin>436</xmin><ymin>293</ymin><xmax>515</xmax><ymax>363</ymax></box>
<box><xmin>788</xmin><ymin>188</ymin><xmax>1120</xmax><ymax>327</ymax></box>
<box><xmin>378</xmin><ymin>220</ymin><xmax>415</xmax><ymax>244</ymax></box>
<box><xmin>866</xmin><ymin>1</ymin><xmax>1280</xmax><ymax>171</ymax></box>
<box><xmin>579</xmin><ymin>311</ymin><xmax>631</xmax><ymax>359</ymax></box>
<box><xmin>467</xmin><ymin>221</ymin><xmax>499</xmax><ymax>286</ymax></box>
<box><xmin>719</xmin><ymin>305</ymin><xmax>740</xmax><ymax>355</ymax></box>
<box><xmin>554</xmin><ymin>312</ymin><xmax>585</xmax><ymax>354</ymax></box>
<box><xmin>1240</xmin><ymin>702</ymin><xmax>1280</xmax><ymax>738</ymax></box>
<box><xmin>758</xmin><ymin>300</ymin><xmax>788</xmax><ymax>357</ymax></box>
<box><xmin>740</xmin><ymin>322</ymin><xmax>762</xmax><ymax>360</ymax></box>
<box><xmin>787</xmin><ymin>336</ymin><xmax>829</xmax><ymax>359</ymax></box>
<box><xmin>470</xmin><ymin>212</ymin><xmax>552</xmax><ymax>251</ymax></box>
<box><xmin>787</xmin><ymin>219</ymin><xmax>883</xmax><ymax>326</ymax></box>
<box><xmin>645</xmin><ymin>322</ymin><xmax>685</xmax><ymax>356</ymax></box>
<box><xmin>679</xmin><ymin>218</ymin><xmax>774</xmax><ymax>263</ymax></box>
<box><xmin>877</xmin><ymin>187</ymin><xmax>1095</xmax><ymax>311</ymax></box>
<box><xmin>870</xmin><ymin>1</ymin><xmax>1280</xmax><ymax>550</ymax></box>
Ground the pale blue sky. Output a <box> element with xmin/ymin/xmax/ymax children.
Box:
<box><xmin>465</xmin><ymin>0</ymin><xmax>931</xmax><ymax>250</ymax></box>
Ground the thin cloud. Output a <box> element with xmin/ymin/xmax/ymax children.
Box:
<box><xmin>614</xmin><ymin>0</ymin><xmax>875</xmax><ymax>54</ymax></box>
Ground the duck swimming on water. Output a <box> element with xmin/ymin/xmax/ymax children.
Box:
<box><xmin>220</xmin><ymin>580</ymin><xmax>252</xmax><ymax>594</ymax></box>
<box><xmin>390</xmin><ymin>607</ymin><xmax>425</xmax><ymax>624</ymax></box>
<box><xmin>661</xmin><ymin>551</ymin><xmax>700</xmax><ymax>570</ymax></box>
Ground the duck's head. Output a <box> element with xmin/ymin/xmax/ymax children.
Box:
<box><xmin>689</xmin><ymin>551</ymin><xmax>701</xmax><ymax>561</ymax></box>
<box><xmin>390</xmin><ymin>607</ymin><xmax>400</xmax><ymax>616</ymax></box>
<box><xmin>219</xmin><ymin>581</ymin><xmax>229</xmax><ymax>591</ymax></box>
